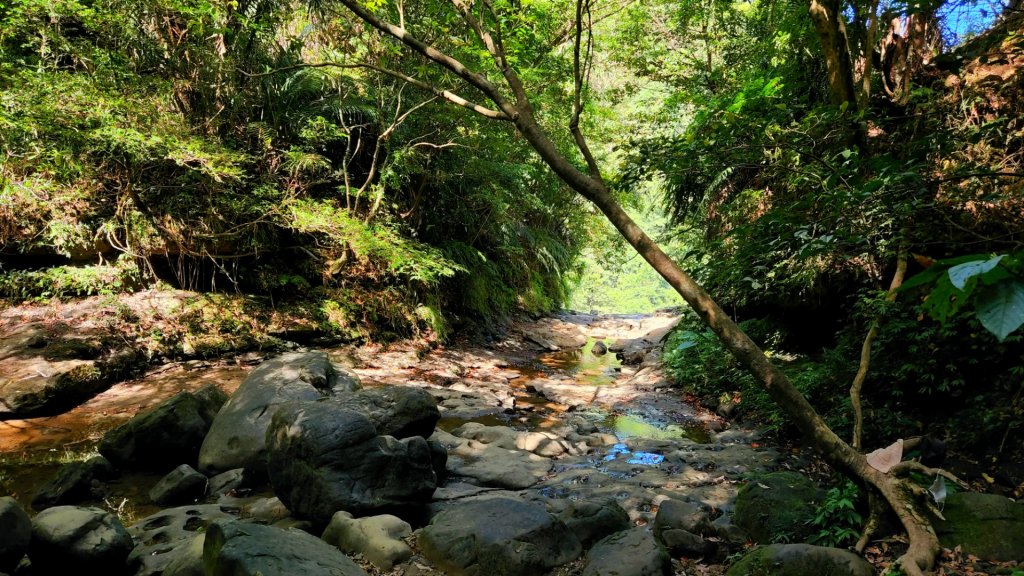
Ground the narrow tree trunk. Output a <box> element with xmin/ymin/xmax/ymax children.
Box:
<box><xmin>851</xmin><ymin>251</ymin><xmax>908</xmax><ymax>450</ymax></box>
<box><xmin>808</xmin><ymin>0</ymin><xmax>858</xmax><ymax>107</ymax></box>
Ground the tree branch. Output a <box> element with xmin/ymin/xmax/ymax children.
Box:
<box><xmin>889</xmin><ymin>460</ymin><xmax>970</xmax><ymax>490</ymax></box>
<box><xmin>335</xmin><ymin>0</ymin><xmax>516</xmax><ymax>117</ymax></box>
<box><xmin>570</xmin><ymin>0</ymin><xmax>603</xmax><ymax>180</ymax></box>
<box><xmin>242</xmin><ymin>61</ymin><xmax>509</xmax><ymax>120</ymax></box>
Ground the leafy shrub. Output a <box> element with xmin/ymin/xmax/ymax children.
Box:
<box><xmin>809</xmin><ymin>479</ymin><xmax>863</xmax><ymax>548</ymax></box>
<box><xmin>0</xmin><ymin>258</ymin><xmax>143</xmax><ymax>300</ymax></box>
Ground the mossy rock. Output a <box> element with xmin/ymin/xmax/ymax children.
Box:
<box><xmin>43</xmin><ymin>339</ymin><xmax>103</xmax><ymax>361</ymax></box>
<box><xmin>933</xmin><ymin>492</ymin><xmax>1024</xmax><ymax>562</ymax></box>
<box><xmin>732</xmin><ymin>471</ymin><xmax>823</xmax><ymax>544</ymax></box>
<box><xmin>725</xmin><ymin>544</ymin><xmax>873</xmax><ymax>576</ymax></box>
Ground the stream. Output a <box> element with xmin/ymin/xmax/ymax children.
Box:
<box><xmin>0</xmin><ymin>311</ymin><xmax>776</xmax><ymax>529</ymax></box>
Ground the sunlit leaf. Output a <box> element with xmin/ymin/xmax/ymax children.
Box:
<box><xmin>947</xmin><ymin>255</ymin><xmax>1004</xmax><ymax>290</ymax></box>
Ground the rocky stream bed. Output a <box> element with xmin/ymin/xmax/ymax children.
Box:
<box><xmin>2</xmin><ymin>309</ymin><xmax>1023</xmax><ymax>576</ymax></box>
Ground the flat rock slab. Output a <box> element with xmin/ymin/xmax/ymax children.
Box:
<box><xmin>419</xmin><ymin>496</ymin><xmax>582</xmax><ymax>576</ymax></box>
<box><xmin>447</xmin><ymin>444</ymin><xmax>551</xmax><ymax>489</ymax></box>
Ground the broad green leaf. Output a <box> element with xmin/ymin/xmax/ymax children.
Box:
<box><xmin>975</xmin><ymin>279</ymin><xmax>1024</xmax><ymax>342</ymax></box>
<box><xmin>947</xmin><ymin>255</ymin><xmax>1005</xmax><ymax>290</ymax></box>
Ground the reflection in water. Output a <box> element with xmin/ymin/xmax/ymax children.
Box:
<box><xmin>539</xmin><ymin>338</ymin><xmax>621</xmax><ymax>386</ymax></box>
<box><xmin>601</xmin><ymin>413</ymin><xmax>711</xmax><ymax>444</ymax></box>
<box><xmin>0</xmin><ymin>361</ymin><xmax>248</xmax><ymax>517</ymax></box>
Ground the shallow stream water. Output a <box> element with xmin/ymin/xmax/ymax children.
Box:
<box><xmin>0</xmin><ymin>316</ymin><xmax>706</xmax><ymax>521</ymax></box>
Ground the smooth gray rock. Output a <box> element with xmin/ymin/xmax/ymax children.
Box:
<box><xmin>202</xmin><ymin>519</ymin><xmax>367</xmax><ymax>576</ymax></box>
<box><xmin>267</xmin><ymin>401</ymin><xmax>437</xmax><ymax>524</ymax></box>
<box><xmin>733</xmin><ymin>471</ymin><xmax>823</xmax><ymax>544</ymax></box>
<box><xmin>321</xmin><ymin>511</ymin><xmax>412</xmax><ymax>571</ymax></box>
<box><xmin>128</xmin><ymin>504</ymin><xmax>236</xmax><ymax>576</ymax></box>
<box><xmin>582</xmin><ymin>528</ymin><xmax>671</xmax><ymax>576</ymax></box>
<box><xmin>30</xmin><ymin>506</ymin><xmax>134</xmax><ymax>575</ymax></box>
<box><xmin>100</xmin><ymin>384</ymin><xmax>226</xmax><ymax>472</ymax></box>
<box><xmin>31</xmin><ymin>455</ymin><xmax>114</xmax><ymax>510</ymax></box>
<box><xmin>559</xmin><ymin>497</ymin><xmax>631</xmax><ymax>548</ymax></box>
<box><xmin>419</xmin><ymin>496</ymin><xmax>582</xmax><ymax>576</ymax></box>
<box><xmin>934</xmin><ymin>492</ymin><xmax>1024</xmax><ymax>561</ymax></box>
<box><xmin>725</xmin><ymin>543</ymin><xmax>873</xmax><ymax>576</ymax></box>
<box><xmin>199</xmin><ymin>351</ymin><xmax>359</xmax><ymax>475</ymax></box>
<box><xmin>149</xmin><ymin>464</ymin><xmax>207</xmax><ymax>505</ymax></box>
<box><xmin>0</xmin><ymin>497</ymin><xmax>31</xmax><ymax>572</ymax></box>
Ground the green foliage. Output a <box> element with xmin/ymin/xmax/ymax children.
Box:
<box><xmin>0</xmin><ymin>0</ymin><xmax>588</xmax><ymax>333</ymax></box>
<box><xmin>809</xmin><ymin>480</ymin><xmax>863</xmax><ymax>548</ymax></box>
<box><xmin>0</xmin><ymin>258</ymin><xmax>143</xmax><ymax>300</ymax></box>
<box><xmin>901</xmin><ymin>252</ymin><xmax>1024</xmax><ymax>342</ymax></box>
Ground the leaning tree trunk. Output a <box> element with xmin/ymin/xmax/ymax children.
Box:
<box><xmin>330</xmin><ymin>2</ymin><xmax>948</xmax><ymax>571</ymax></box>
<box><xmin>512</xmin><ymin>106</ymin><xmax>942</xmax><ymax>575</ymax></box>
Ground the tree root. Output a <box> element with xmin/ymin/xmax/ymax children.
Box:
<box><xmin>855</xmin><ymin>491</ymin><xmax>888</xmax><ymax>553</ymax></box>
<box><xmin>890</xmin><ymin>460</ymin><xmax>970</xmax><ymax>490</ymax></box>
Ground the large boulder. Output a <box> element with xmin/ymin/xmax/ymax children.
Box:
<box><xmin>266</xmin><ymin>401</ymin><xmax>437</xmax><ymax>524</ymax></box>
<box><xmin>653</xmin><ymin>499</ymin><xmax>716</xmax><ymax>558</ymax></box>
<box><xmin>582</xmin><ymin>528</ymin><xmax>671</xmax><ymax>576</ymax></box>
<box><xmin>725</xmin><ymin>543</ymin><xmax>873</xmax><ymax>576</ymax></box>
<box><xmin>933</xmin><ymin>492</ymin><xmax>1024</xmax><ymax>562</ymax></box>
<box><xmin>198</xmin><ymin>351</ymin><xmax>359</xmax><ymax>475</ymax></box>
<box><xmin>29</xmin><ymin>506</ymin><xmax>134</xmax><ymax>575</ymax></box>
<box><xmin>100</xmin><ymin>384</ymin><xmax>226</xmax><ymax>472</ymax></box>
<box><xmin>202</xmin><ymin>519</ymin><xmax>367</xmax><ymax>576</ymax></box>
<box><xmin>733</xmin><ymin>471</ymin><xmax>822</xmax><ymax>544</ymax></box>
<box><xmin>418</xmin><ymin>497</ymin><xmax>582</xmax><ymax>576</ymax></box>
<box><xmin>0</xmin><ymin>497</ymin><xmax>31</xmax><ymax>572</ymax></box>
<box><xmin>338</xmin><ymin>385</ymin><xmax>440</xmax><ymax>439</ymax></box>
